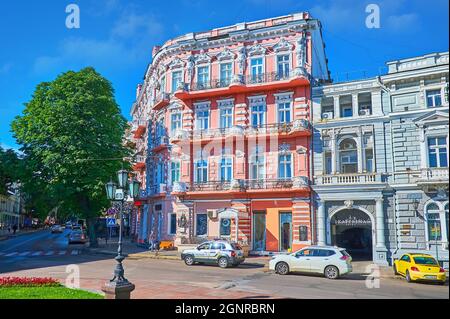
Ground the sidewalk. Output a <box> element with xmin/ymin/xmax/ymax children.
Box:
<box><xmin>0</xmin><ymin>228</ymin><xmax>43</xmax><ymax>241</ymax></box>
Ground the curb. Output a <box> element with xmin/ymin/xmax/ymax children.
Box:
<box><xmin>88</xmin><ymin>249</ymin><xmax>180</xmax><ymax>260</ymax></box>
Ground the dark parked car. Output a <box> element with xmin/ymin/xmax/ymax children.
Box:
<box><xmin>68</xmin><ymin>230</ymin><xmax>87</xmax><ymax>244</ymax></box>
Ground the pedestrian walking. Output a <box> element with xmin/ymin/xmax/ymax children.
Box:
<box><xmin>7</xmin><ymin>225</ymin><xmax>11</xmax><ymax>233</ymax></box>
<box><xmin>12</xmin><ymin>224</ymin><xmax>18</xmax><ymax>235</ymax></box>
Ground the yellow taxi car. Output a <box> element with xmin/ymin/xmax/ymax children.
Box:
<box><xmin>393</xmin><ymin>253</ymin><xmax>446</xmax><ymax>285</ymax></box>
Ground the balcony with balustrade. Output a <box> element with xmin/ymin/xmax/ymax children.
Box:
<box><xmin>171</xmin><ymin>176</ymin><xmax>309</xmax><ymax>197</ymax></box>
<box><xmin>132</xmin><ymin>155</ymin><xmax>146</xmax><ymax>171</ymax></box>
<box><xmin>415</xmin><ymin>167</ymin><xmax>449</xmax><ymax>185</ymax></box>
<box><xmin>153</xmin><ymin>92</ymin><xmax>171</xmax><ymax>111</ymax></box>
<box><xmin>131</xmin><ymin>120</ymin><xmax>148</xmax><ymax>139</ymax></box>
<box><xmin>174</xmin><ymin>71</ymin><xmax>309</xmax><ymax>100</ymax></box>
<box><xmin>314</xmin><ymin>173</ymin><xmax>387</xmax><ymax>186</ymax></box>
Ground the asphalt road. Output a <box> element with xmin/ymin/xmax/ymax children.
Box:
<box><xmin>0</xmin><ymin>231</ymin><xmax>448</xmax><ymax>299</ymax></box>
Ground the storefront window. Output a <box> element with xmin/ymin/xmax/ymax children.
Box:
<box><xmin>196</xmin><ymin>214</ymin><xmax>207</xmax><ymax>236</ymax></box>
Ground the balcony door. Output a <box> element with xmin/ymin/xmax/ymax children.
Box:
<box><xmin>252</xmin><ymin>212</ymin><xmax>266</xmax><ymax>251</ymax></box>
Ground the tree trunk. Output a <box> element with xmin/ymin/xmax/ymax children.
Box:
<box><xmin>79</xmin><ymin>194</ymin><xmax>98</xmax><ymax>248</ymax></box>
<box><xmin>87</xmin><ymin>217</ymin><xmax>98</xmax><ymax>248</ymax></box>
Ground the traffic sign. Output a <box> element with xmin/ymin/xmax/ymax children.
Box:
<box><xmin>107</xmin><ymin>218</ymin><xmax>116</xmax><ymax>227</ymax></box>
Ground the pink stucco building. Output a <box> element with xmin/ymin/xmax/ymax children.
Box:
<box><xmin>128</xmin><ymin>12</ymin><xmax>330</xmax><ymax>253</ymax></box>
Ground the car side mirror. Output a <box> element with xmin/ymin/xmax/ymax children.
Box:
<box><xmin>197</xmin><ymin>247</ymin><xmax>201</xmax><ymax>250</ymax></box>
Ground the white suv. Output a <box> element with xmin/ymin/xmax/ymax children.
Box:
<box><xmin>269</xmin><ymin>246</ymin><xmax>352</xmax><ymax>279</ymax></box>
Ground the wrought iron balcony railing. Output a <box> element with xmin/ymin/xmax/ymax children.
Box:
<box><xmin>185</xmin><ymin>72</ymin><xmax>294</xmax><ymax>92</ymax></box>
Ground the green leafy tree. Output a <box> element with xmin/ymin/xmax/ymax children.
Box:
<box><xmin>11</xmin><ymin>67</ymin><xmax>130</xmax><ymax>246</ymax></box>
<box><xmin>0</xmin><ymin>146</ymin><xmax>20</xmax><ymax>195</ymax></box>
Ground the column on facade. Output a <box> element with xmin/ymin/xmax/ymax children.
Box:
<box><xmin>375</xmin><ymin>198</ymin><xmax>386</xmax><ymax>249</ymax></box>
<box><xmin>317</xmin><ymin>200</ymin><xmax>326</xmax><ymax>246</ymax></box>
<box><xmin>333</xmin><ymin>96</ymin><xmax>340</xmax><ymax>119</ymax></box>
<box><xmin>357</xmin><ymin>128</ymin><xmax>364</xmax><ymax>173</ymax></box>
<box><xmin>330</xmin><ymin>130</ymin><xmax>337</xmax><ymax>174</ymax></box>
<box><xmin>352</xmin><ymin>93</ymin><xmax>359</xmax><ymax>117</ymax></box>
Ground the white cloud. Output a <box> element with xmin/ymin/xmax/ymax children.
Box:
<box><xmin>32</xmin><ymin>8</ymin><xmax>164</xmax><ymax>75</ymax></box>
<box><xmin>385</xmin><ymin>13</ymin><xmax>419</xmax><ymax>32</ymax></box>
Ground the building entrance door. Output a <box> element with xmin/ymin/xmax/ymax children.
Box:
<box><xmin>331</xmin><ymin>209</ymin><xmax>373</xmax><ymax>261</ymax></box>
<box><xmin>279</xmin><ymin>212</ymin><xmax>292</xmax><ymax>251</ymax></box>
<box><xmin>252</xmin><ymin>212</ymin><xmax>266</xmax><ymax>251</ymax></box>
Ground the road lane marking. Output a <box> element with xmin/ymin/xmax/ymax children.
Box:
<box><xmin>46</xmin><ymin>251</ymin><xmax>54</xmax><ymax>256</ymax></box>
<box><xmin>18</xmin><ymin>251</ymin><xmax>31</xmax><ymax>256</ymax></box>
<box><xmin>71</xmin><ymin>250</ymin><xmax>79</xmax><ymax>255</ymax></box>
<box><xmin>0</xmin><ymin>252</ymin><xmax>5</xmax><ymax>256</ymax></box>
<box><xmin>32</xmin><ymin>251</ymin><xmax>43</xmax><ymax>256</ymax></box>
<box><xmin>59</xmin><ymin>250</ymin><xmax>66</xmax><ymax>255</ymax></box>
<box><xmin>5</xmin><ymin>252</ymin><xmax>18</xmax><ymax>257</ymax></box>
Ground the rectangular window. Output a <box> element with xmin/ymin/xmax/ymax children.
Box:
<box><xmin>250</xmin><ymin>155</ymin><xmax>265</xmax><ymax>180</ymax></box>
<box><xmin>279</xmin><ymin>154</ymin><xmax>292</xmax><ymax>179</ymax></box>
<box><xmin>324</xmin><ymin>152</ymin><xmax>332</xmax><ymax>175</ymax></box>
<box><xmin>196</xmin><ymin>214</ymin><xmax>208</xmax><ymax>236</ymax></box>
<box><xmin>251</xmin><ymin>104</ymin><xmax>265</xmax><ymax>127</ymax></box>
<box><xmin>170</xmin><ymin>113</ymin><xmax>182</xmax><ymax>132</ymax></box>
<box><xmin>426</xmin><ymin>89</ymin><xmax>442</xmax><ymax>107</ymax></box>
<box><xmin>278</xmin><ymin>102</ymin><xmax>291</xmax><ymax>123</ymax></box>
<box><xmin>220</xmin><ymin>157</ymin><xmax>233</xmax><ymax>182</ymax></box>
<box><xmin>428</xmin><ymin>137</ymin><xmax>448</xmax><ymax>168</ymax></box>
<box><xmin>170</xmin><ymin>161</ymin><xmax>180</xmax><ymax>184</ymax></box>
<box><xmin>169</xmin><ymin>213</ymin><xmax>177</xmax><ymax>235</ymax></box>
<box><xmin>219</xmin><ymin>107</ymin><xmax>233</xmax><ymax>129</ymax></box>
<box><xmin>196</xmin><ymin>110</ymin><xmax>209</xmax><ymax>130</ymax></box>
<box><xmin>171</xmin><ymin>71</ymin><xmax>182</xmax><ymax>93</ymax></box>
<box><xmin>365</xmin><ymin>149</ymin><xmax>374</xmax><ymax>172</ymax></box>
<box><xmin>220</xmin><ymin>63</ymin><xmax>232</xmax><ymax>86</ymax></box>
<box><xmin>251</xmin><ymin>58</ymin><xmax>264</xmax><ymax>82</ymax></box>
<box><xmin>195</xmin><ymin>159</ymin><xmax>208</xmax><ymax>183</ymax></box>
<box><xmin>197</xmin><ymin>66</ymin><xmax>209</xmax><ymax>88</ymax></box>
<box><xmin>277</xmin><ymin>55</ymin><xmax>290</xmax><ymax>78</ymax></box>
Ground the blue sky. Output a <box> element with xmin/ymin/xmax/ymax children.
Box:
<box><xmin>0</xmin><ymin>0</ymin><xmax>448</xmax><ymax>150</ymax></box>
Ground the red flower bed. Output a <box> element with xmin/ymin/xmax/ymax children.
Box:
<box><xmin>0</xmin><ymin>277</ymin><xmax>61</xmax><ymax>287</ymax></box>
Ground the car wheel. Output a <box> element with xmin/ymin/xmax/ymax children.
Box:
<box><xmin>405</xmin><ymin>270</ymin><xmax>412</xmax><ymax>283</ymax></box>
<box><xmin>393</xmin><ymin>264</ymin><xmax>399</xmax><ymax>275</ymax></box>
<box><xmin>324</xmin><ymin>265</ymin><xmax>339</xmax><ymax>279</ymax></box>
<box><xmin>184</xmin><ymin>255</ymin><xmax>195</xmax><ymax>266</ymax></box>
<box><xmin>218</xmin><ymin>257</ymin><xmax>229</xmax><ymax>268</ymax></box>
<box><xmin>275</xmin><ymin>262</ymin><xmax>290</xmax><ymax>275</ymax></box>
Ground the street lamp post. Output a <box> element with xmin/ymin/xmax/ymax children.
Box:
<box><xmin>102</xmin><ymin>171</ymin><xmax>141</xmax><ymax>299</ymax></box>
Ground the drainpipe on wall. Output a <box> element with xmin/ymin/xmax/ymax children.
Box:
<box><xmin>378</xmin><ymin>76</ymin><xmax>400</xmax><ymax>263</ymax></box>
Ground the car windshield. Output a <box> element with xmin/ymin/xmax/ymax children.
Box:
<box><xmin>413</xmin><ymin>256</ymin><xmax>439</xmax><ymax>266</ymax></box>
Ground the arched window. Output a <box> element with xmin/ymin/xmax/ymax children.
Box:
<box><xmin>339</xmin><ymin>138</ymin><xmax>358</xmax><ymax>173</ymax></box>
<box><xmin>426</xmin><ymin>202</ymin><xmax>441</xmax><ymax>241</ymax></box>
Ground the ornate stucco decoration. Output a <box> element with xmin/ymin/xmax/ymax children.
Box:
<box><xmin>217</xmin><ymin>98</ymin><xmax>235</xmax><ymax>109</ymax></box>
<box><xmin>294</xmin><ymin>33</ymin><xmax>308</xmax><ymax>77</ymax></box>
<box><xmin>169</xmin><ymin>57</ymin><xmax>185</xmax><ymax>70</ymax></box>
<box><xmin>186</xmin><ymin>54</ymin><xmax>196</xmax><ymax>83</ymax></box>
<box><xmin>247</xmin><ymin>95</ymin><xmax>266</xmax><ymax>106</ymax></box>
<box><xmin>216</xmin><ymin>48</ymin><xmax>235</xmax><ymax>61</ymax></box>
<box><xmin>273</xmin><ymin>37</ymin><xmax>293</xmax><ymax>53</ymax></box>
<box><xmin>293</xmin><ymin>176</ymin><xmax>309</xmax><ymax>188</ymax></box>
<box><xmin>279</xmin><ymin>143</ymin><xmax>291</xmax><ymax>154</ymax></box>
<box><xmin>247</xmin><ymin>42</ymin><xmax>267</xmax><ymax>56</ymax></box>
<box><xmin>274</xmin><ymin>92</ymin><xmax>293</xmax><ymax>104</ymax></box>
<box><xmin>195</xmin><ymin>50</ymin><xmax>211</xmax><ymax>65</ymax></box>
<box><xmin>344</xmin><ymin>200</ymin><xmax>354</xmax><ymax>208</ymax></box>
<box><xmin>293</xmin><ymin>119</ymin><xmax>310</xmax><ymax>130</ymax></box>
